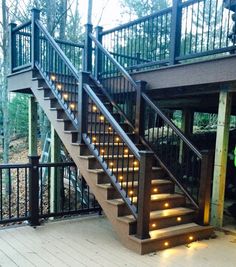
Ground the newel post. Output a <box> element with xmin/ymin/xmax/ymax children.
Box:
<box><xmin>136</xmin><ymin>151</ymin><xmax>154</xmax><ymax>239</ymax></box>
<box><xmin>9</xmin><ymin>22</ymin><xmax>17</xmax><ymax>74</ymax></box>
<box><xmin>84</xmin><ymin>24</ymin><xmax>93</xmax><ymax>72</ymax></box>
<box><xmin>95</xmin><ymin>26</ymin><xmax>103</xmax><ymax>79</ymax></box>
<box><xmin>31</xmin><ymin>8</ymin><xmax>40</xmax><ymax>69</ymax></box>
<box><xmin>170</xmin><ymin>0</ymin><xmax>182</xmax><ymax>65</ymax></box>
<box><xmin>28</xmin><ymin>155</ymin><xmax>40</xmax><ymax>226</ymax></box>
<box><xmin>78</xmin><ymin>72</ymin><xmax>90</xmax><ymax>144</ymax></box>
<box><xmin>198</xmin><ymin>150</ymin><xmax>214</xmax><ymax>225</ymax></box>
<box><xmin>135</xmin><ymin>80</ymin><xmax>147</xmax><ymax>139</ymax></box>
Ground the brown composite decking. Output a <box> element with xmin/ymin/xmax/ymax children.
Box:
<box><xmin>0</xmin><ymin>215</ymin><xmax>235</xmax><ymax>267</ymax></box>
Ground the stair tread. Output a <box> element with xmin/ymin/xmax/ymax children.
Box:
<box><xmin>88</xmin><ymin>166</ymin><xmax>162</xmax><ymax>174</ymax></box>
<box><xmin>107</xmin><ymin>193</ymin><xmax>184</xmax><ymax>206</ymax></box>
<box><xmin>97</xmin><ymin>179</ymin><xmax>171</xmax><ymax>189</ymax></box>
<box><xmin>118</xmin><ymin>207</ymin><xmax>195</xmax><ymax>224</ymax></box>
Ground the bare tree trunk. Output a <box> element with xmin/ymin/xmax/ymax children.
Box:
<box><xmin>87</xmin><ymin>0</ymin><xmax>93</xmax><ymax>24</ymax></box>
<box><xmin>59</xmin><ymin>0</ymin><xmax>67</xmax><ymax>39</ymax></box>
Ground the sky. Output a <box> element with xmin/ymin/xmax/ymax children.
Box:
<box><xmin>79</xmin><ymin>0</ymin><xmax>132</xmax><ymax>29</ymax></box>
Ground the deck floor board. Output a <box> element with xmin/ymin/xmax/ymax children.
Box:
<box><xmin>0</xmin><ymin>215</ymin><xmax>235</xmax><ymax>267</ymax></box>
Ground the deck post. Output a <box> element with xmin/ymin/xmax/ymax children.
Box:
<box><xmin>28</xmin><ymin>96</ymin><xmax>38</xmax><ymax>156</ymax></box>
<box><xmin>136</xmin><ymin>151</ymin><xmax>153</xmax><ymax>240</ymax></box>
<box><xmin>135</xmin><ymin>81</ymin><xmax>147</xmax><ymax>139</ymax></box>
<box><xmin>84</xmin><ymin>24</ymin><xmax>93</xmax><ymax>72</ymax></box>
<box><xmin>211</xmin><ymin>90</ymin><xmax>232</xmax><ymax>227</ymax></box>
<box><xmin>95</xmin><ymin>26</ymin><xmax>103</xmax><ymax>80</ymax></box>
<box><xmin>9</xmin><ymin>22</ymin><xmax>17</xmax><ymax>74</ymax></box>
<box><xmin>170</xmin><ymin>0</ymin><xmax>182</xmax><ymax>65</ymax></box>
<box><xmin>28</xmin><ymin>155</ymin><xmax>40</xmax><ymax>226</ymax></box>
<box><xmin>198</xmin><ymin>150</ymin><xmax>214</xmax><ymax>225</ymax></box>
<box><xmin>31</xmin><ymin>8</ymin><xmax>40</xmax><ymax>69</ymax></box>
<box><xmin>50</xmin><ymin>126</ymin><xmax>62</xmax><ymax>213</ymax></box>
<box><xmin>78</xmin><ymin>72</ymin><xmax>90</xmax><ymax>143</ymax></box>
<box><xmin>179</xmin><ymin>109</ymin><xmax>194</xmax><ymax>163</ymax></box>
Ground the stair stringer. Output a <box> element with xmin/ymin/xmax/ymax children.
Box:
<box><xmin>29</xmin><ymin>74</ymin><xmax>142</xmax><ymax>253</ymax></box>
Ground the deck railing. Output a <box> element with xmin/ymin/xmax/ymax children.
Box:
<box><xmin>99</xmin><ymin>0</ymin><xmax>235</xmax><ymax>73</ymax></box>
<box><xmin>0</xmin><ymin>157</ymin><xmax>100</xmax><ymax>226</ymax></box>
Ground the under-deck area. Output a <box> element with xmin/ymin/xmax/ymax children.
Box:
<box><xmin>0</xmin><ymin>215</ymin><xmax>235</xmax><ymax>267</ymax></box>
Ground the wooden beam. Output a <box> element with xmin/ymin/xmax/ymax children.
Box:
<box><xmin>50</xmin><ymin>125</ymin><xmax>62</xmax><ymax>213</ymax></box>
<box><xmin>179</xmin><ymin>109</ymin><xmax>194</xmax><ymax>163</ymax></box>
<box><xmin>211</xmin><ymin>91</ymin><xmax>232</xmax><ymax>227</ymax></box>
<box><xmin>28</xmin><ymin>96</ymin><xmax>38</xmax><ymax>156</ymax></box>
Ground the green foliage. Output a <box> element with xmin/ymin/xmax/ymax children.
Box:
<box><xmin>120</xmin><ymin>0</ymin><xmax>171</xmax><ymax>18</ymax></box>
<box><xmin>8</xmin><ymin>93</ymin><xmax>29</xmax><ymax>138</ymax></box>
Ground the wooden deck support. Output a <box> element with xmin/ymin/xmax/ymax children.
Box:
<box><xmin>211</xmin><ymin>91</ymin><xmax>232</xmax><ymax>227</ymax></box>
<box><xmin>50</xmin><ymin>126</ymin><xmax>62</xmax><ymax>213</ymax></box>
<box><xmin>28</xmin><ymin>96</ymin><xmax>38</xmax><ymax>156</ymax></box>
<box><xmin>179</xmin><ymin>109</ymin><xmax>194</xmax><ymax>163</ymax></box>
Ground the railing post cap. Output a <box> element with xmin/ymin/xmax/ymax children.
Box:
<box><xmin>9</xmin><ymin>22</ymin><xmax>17</xmax><ymax>27</ymax></box>
<box><xmin>139</xmin><ymin>150</ymin><xmax>154</xmax><ymax>156</ymax></box>
<box><xmin>95</xmin><ymin>25</ymin><xmax>103</xmax><ymax>30</ymax></box>
<box><xmin>31</xmin><ymin>8</ymin><xmax>41</xmax><ymax>14</ymax></box>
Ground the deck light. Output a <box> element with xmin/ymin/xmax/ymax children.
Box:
<box><xmin>133</xmin><ymin>161</ymin><xmax>138</xmax><ymax>166</ymax></box>
<box><xmin>116</xmin><ymin>137</ymin><xmax>120</xmax><ymax>142</ymax></box>
<box><xmin>100</xmin><ymin>149</ymin><xmax>105</xmax><ymax>154</ymax></box>
<box><xmin>57</xmin><ymin>84</ymin><xmax>62</xmax><ymax>90</ymax></box>
<box><xmin>92</xmin><ymin>137</ymin><xmax>96</xmax><ymax>142</ymax></box>
<box><xmin>164</xmin><ymin>203</ymin><xmax>169</xmax><ymax>208</ymax></box>
<box><xmin>63</xmin><ymin>94</ymin><xmax>68</xmax><ymax>100</ymax></box>
<box><xmin>70</xmin><ymin>103</ymin><xmax>75</xmax><ymax>110</ymax></box>
<box><xmin>108</xmin><ymin>126</ymin><xmax>112</xmax><ymax>131</ymax></box>
<box><xmin>51</xmin><ymin>75</ymin><xmax>56</xmax><ymax>81</ymax></box>
<box><xmin>129</xmin><ymin>190</ymin><xmax>134</xmax><ymax>196</ymax></box>
<box><xmin>153</xmin><ymin>188</ymin><xmax>158</xmax><ymax>193</ymax></box>
<box><xmin>164</xmin><ymin>242</ymin><xmax>169</xmax><ymax>247</ymax></box>
<box><xmin>100</xmin><ymin>116</ymin><xmax>104</xmax><ymax>121</ymax></box>
<box><xmin>152</xmin><ymin>223</ymin><xmax>156</xmax><ymax>228</ymax></box>
<box><xmin>119</xmin><ymin>176</ymin><xmax>123</xmax><ymax>181</ymax></box>
<box><xmin>177</xmin><ymin>217</ymin><xmax>182</xmax><ymax>222</ymax></box>
<box><xmin>92</xmin><ymin>105</ymin><xmax>97</xmax><ymax>112</ymax></box>
<box><xmin>124</xmin><ymin>149</ymin><xmax>129</xmax><ymax>154</ymax></box>
<box><xmin>189</xmin><ymin>236</ymin><xmax>194</xmax><ymax>241</ymax></box>
<box><xmin>109</xmin><ymin>162</ymin><xmax>114</xmax><ymax>167</ymax></box>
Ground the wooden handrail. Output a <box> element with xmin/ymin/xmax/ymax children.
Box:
<box><xmin>83</xmin><ymin>84</ymin><xmax>141</xmax><ymax>160</ymax></box>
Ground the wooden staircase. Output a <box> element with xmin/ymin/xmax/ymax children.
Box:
<box><xmin>27</xmin><ymin>69</ymin><xmax>213</xmax><ymax>254</ymax></box>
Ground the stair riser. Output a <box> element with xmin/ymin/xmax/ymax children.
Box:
<box><xmin>150</xmin><ymin>197</ymin><xmax>186</xmax><ymax>211</ymax></box>
<box><xmin>139</xmin><ymin>228</ymin><xmax>213</xmax><ymax>255</ymax></box>
<box><xmin>96</xmin><ymin>169</ymin><xmax>166</xmax><ymax>184</ymax></box>
<box><xmin>88</xmin><ymin>133</ymin><xmax>135</xmax><ymax>143</ymax></box>
<box><xmin>63</xmin><ymin>120</ymin><xmax>76</xmax><ymax>131</ymax></box>
<box><xmin>57</xmin><ymin>109</ymin><xmax>78</xmax><ymax>120</ymax></box>
<box><xmin>149</xmin><ymin>213</ymin><xmax>196</xmax><ymax>231</ymax></box>
<box><xmin>105</xmin><ymin>182</ymin><xmax>174</xmax><ymax>200</ymax></box>
<box><xmin>87</xmin><ymin>156</ymin><xmax>139</xmax><ymax>170</ymax></box>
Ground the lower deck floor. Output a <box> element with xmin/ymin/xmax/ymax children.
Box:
<box><xmin>0</xmin><ymin>215</ymin><xmax>235</xmax><ymax>267</ymax></box>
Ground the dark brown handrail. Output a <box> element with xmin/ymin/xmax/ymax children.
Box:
<box><xmin>83</xmin><ymin>84</ymin><xmax>140</xmax><ymax>160</ymax></box>
<box><xmin>35</xmin><ymin>20</ymin><xmax>81</xmax><ymax>81</ymax></box>
<box><xmin>142</xmin><ymin>92</ymin><xmax>202</xmax><ymax>159</ymax></box>
<box><xmin>101</xmin><ymin>7</ymin><xmax>172</xmax><ymax>35</ymax></box>
<box><xmin>89</xmin><ymin>34</ymin><xmax>138</xmax><ymax>89</ymax></box>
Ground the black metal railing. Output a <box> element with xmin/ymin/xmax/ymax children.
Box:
<box><xmin>99</xmin><ymin>0</ymin><xmax>235</xmax><ymax>72</ymax></box>
<box><xmin>9</xmin><ymin>20</ymin><xmax>84</xmax><ymax>75</ymax></box>
<box><xmin>140</xmin><ymin>92</ymin><xmax>213</xmax><ymax>224</ymax></box>
<box><xmin>35</xmin><ymin>19</ymin><xmax>82</xmax><ymax>125</ymax></box>
<box><xmin>90</xmin><ymin>34</ymin><xmax>138</xmax><ymax>125</ymax></box>
<box><xmin>82</xmin><ymin>83</ymin><xmax>141</xmax><ymax>217</ymax></box>
<box><xmin>0</xmin><ymin>159</ymin><xmax>100</xmax><ymax>226</ymax></box>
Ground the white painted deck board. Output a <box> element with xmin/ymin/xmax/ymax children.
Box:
<box><xmin>0</xmin><ymin>215</ymin><xmax>235</xmax><ymax>267</ymax></box>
